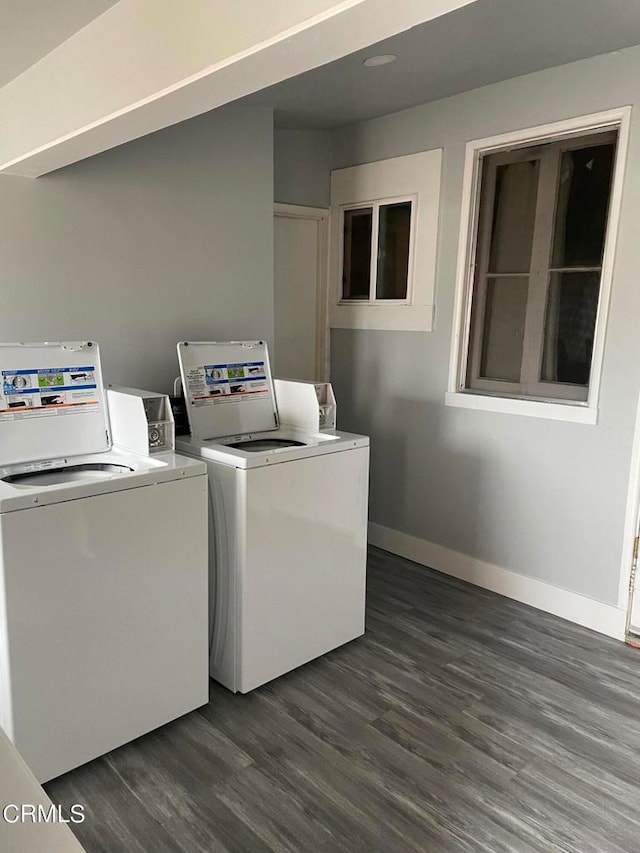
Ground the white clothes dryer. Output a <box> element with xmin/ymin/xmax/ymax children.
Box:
<box><xmin>176</xmin><ymin>340</ymin><xmax>369</xmax><ymax>694</ymax></box>
<box><xmin>0</xmin><ymin>342</ymin><xmax>208</xmax><ymax>782</ymax></box>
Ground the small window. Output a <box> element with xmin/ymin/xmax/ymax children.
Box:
<box><xmin>465</xmin><ymin>130</ymin><xmax>617</xmax><ymax>403</ymax></box>
<box><xmin>330</xmin><ymin>149</ymin><xmax>442</xmax><ymax>332</ymax></box>
<box><xmin>341</xmin><ymin>199</ymin><xmax>413</xmax><ymax>303</ymax></box>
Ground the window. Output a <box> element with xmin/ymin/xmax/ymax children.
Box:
<box><xmin>448</xmin><ymin>109</ymin><xmax>629</xmax><ymax>422</ymax></box>
<box><xmin>341</xmin><ymin>199</ymin><xmax>413</xmax><ymax>303</ymax></box>
<box><xmin>330</xmin><ymin>149</ymin><xmax>442</xmax><ymax>332</ymax></box>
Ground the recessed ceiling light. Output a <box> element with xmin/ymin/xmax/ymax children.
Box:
<box><xmin>363</xmin><ymin>54</ymin><xmax>397</xmax><ymax>68</ymax></box>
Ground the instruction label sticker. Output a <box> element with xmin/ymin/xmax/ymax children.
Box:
<box><xmin>0</xmin><ymin>366</ymin><xmax>100</xmax><ymax>420</ymax></box>
<box><xmin>185</xmin><ymin>362</ymin><xmax>269</xmax><ymax>407</ymax></box>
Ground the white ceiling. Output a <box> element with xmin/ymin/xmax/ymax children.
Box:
<box><xmin>2</xmin><ymin>0</ymin><xmax>640</xmax><ymax>171</ymax></box>
<box><xmin>0</xmin><ymin>0</ymin><xmax>117</xmax><ymax>88</ymax></box>
<box><xmin>0</xmin><ymin>1</ymin><xmax>479</xmax><ymax>176</ymax></box>
<box><xmin>247</xmin><ymin>0</ymin><xmax>640</xmax><ymax>128</ymax></box>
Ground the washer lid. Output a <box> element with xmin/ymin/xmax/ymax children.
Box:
<box><xmin>0</xmin><ymin>341</ymin><xmax>110</xmax><ymax>466</ymax></box>
<box><xmin>177</xmin><ymin>341</ymin><xmax>278</xmax><ymax>440</ymax></box>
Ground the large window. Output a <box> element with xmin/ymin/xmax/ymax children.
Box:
<box><xmin>447</xmin><ymin>110</ymin><xmax>630</xmax><ymax>422</ymax></box>
<box><xmin>466</xmin><ymin>131</ymin><xmax>616</xmax><ymax>403</ymax></box>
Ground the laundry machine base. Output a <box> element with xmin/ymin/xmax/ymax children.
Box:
<box><xmin>0</xmin><ymin>474</ymin><xmax>209</xmax><ymax>783</ymax></box>
<box><xmin>206</xmin><ymin>446</ymin><xmax>369</xmax><ymax>693</ymax></box>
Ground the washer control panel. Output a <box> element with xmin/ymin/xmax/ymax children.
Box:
<box><xmin>148</xmin><ymin>422</ymin><xmax>169</xmax><ymax>450</ymax></box>
<box><xmin>107</xmin><ymin>387</ymin><xmax>175</xmax><ymax>455</ymax></box>
<box><xmin>273</xmin><ymin>379</ymin><xmax>337</xmax><ymax>433</ymax></box>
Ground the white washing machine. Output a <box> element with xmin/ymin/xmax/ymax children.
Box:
<box><xmin>176</xmin><ymin>340</ymin><xmax>369</xmax><ymax>694</ymax></box>
<box><xmin>0</xmin><ymin>341</ymin><xmax>209</xmax><ymax>783</ymax></box>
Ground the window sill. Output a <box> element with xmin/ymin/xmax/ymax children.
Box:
<box><xmin>444</xmin><ymin>391</ymin><xmax>598</xmax><ymax>424</ymax></box>
<box><xmin>330</xmin><ymin>303</ymin><xmax>434</xmax><ymax>332</ymax></box>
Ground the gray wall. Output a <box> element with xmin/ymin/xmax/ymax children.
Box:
<box><xmin>274</xmin><ymin>128</ymin><xmax>332</xmax><ymax>208</ymax></box>
<box><xmin>328</xmin><ymin>46</ymin><xmax>640</xmax><ymax>606</ymax></box>
<box><xmin>0</xmin><ymin>104</ymin><xmax>274</xmax><ymax>394</ymax></box>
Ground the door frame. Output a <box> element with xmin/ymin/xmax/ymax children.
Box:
<box><xmin>274</xmin><ymin>203</ymin><xmax>330</xmax><ymax>381</ymax></box>
<box><xmin>620</xmin><ymin>389</ymin><xmax>640</xmax><ymax>638</ymax></box>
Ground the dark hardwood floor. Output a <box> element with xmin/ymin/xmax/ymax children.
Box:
<box><xmin>45</xmin><ymin>547</ymin><xmax>640</xmax><ymax>852</ymax></box>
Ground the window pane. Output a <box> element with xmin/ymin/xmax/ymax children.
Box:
<box><xmin>342</xmin><ymin>208</ymin><xmax>372</xmax><ymax>300</ymax></box>
<box><xmin>541</xmin><ymin>271</ymin><xmax>600</xmax><ymax>385</ymax></box>
<box><xmin>376</xmin><ymin>201</ymin><xmax>411</xmax><ymax>299</ymax></box>
<box><xmin>551</xmin><ymin>143</ymin><xmax>615</xmax><ymax>268</ymax></box>
<box><xmin>477</xmin><ymin>277</ymin><xmax>528</xmax><ymax>382</ymax></box>
<box><xmin>488</xmin><ymin>160</ymin><xmax>539</xmax><ymax>274</ymax></box>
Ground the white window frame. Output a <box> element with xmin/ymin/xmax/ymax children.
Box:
<box><xmin>446</xmin><ymin>107</ymin><xmax>631</xmax><ymax>425</ymax></box>
<box><xmin>330</xmin><ymin>149</ymin><xmax>442</xmax><ymax>332</ymax></box>
<box><xmin>339</xmin><ymin>195</ymin><xmax>416</xmax><ymax>306</ymax></box>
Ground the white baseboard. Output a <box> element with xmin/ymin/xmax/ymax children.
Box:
<box><xmin>368</xmin><ymin>522</ymin><xmax>626</xmax><ymax>641</ymax></box>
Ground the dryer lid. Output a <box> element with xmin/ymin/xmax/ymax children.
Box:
<box><xmin>177</xmin><ymin>341</ymin><xmax>278</xmax><ymax>440</ymax></box>
<box><xmin>0</xmin><ymin>341</ymin><xmax>110</xmax><ymax>466</ymax></box>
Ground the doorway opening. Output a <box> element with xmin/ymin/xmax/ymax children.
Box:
<box><xmin>273</xmin><ymin>203</ymin><xmax>330</xmax><ymax>382</ymax></box>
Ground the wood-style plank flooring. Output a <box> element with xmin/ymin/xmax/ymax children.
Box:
<box><xmin>45</xmin><ymin>547</ymin><xmax>640</xmax><ymax>852</ymax></box>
